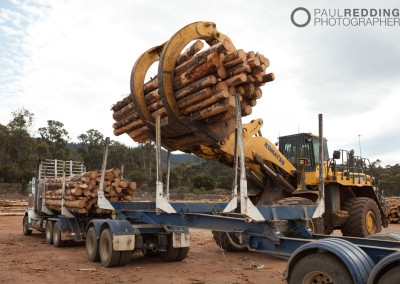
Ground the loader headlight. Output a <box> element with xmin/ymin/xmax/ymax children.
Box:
<box><xmin>297</xmin><ymin>158</ymin><xmax>310</xmax><ymax>166</ymax></box>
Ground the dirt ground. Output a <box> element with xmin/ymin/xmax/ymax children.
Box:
<box><xmin>0</xmin><ymin>216</ymin><xmax>399</xmax><ymax>284</ymax></box>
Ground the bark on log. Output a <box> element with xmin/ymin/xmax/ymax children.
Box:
<box><xmin>175</xmin><ymin>75</ymin><xmax>217</xmax><ymax>100</ymax></box>
<box><xmin>226</xmin><ymin>62</ymin><xmax>251</xmax><ymax>77</ymax></box>
<box><xmin>177</xmin><ymin>87</ymin><xmax>213</xmax><ymax>109</ymax></box>
<box><xmin>247</xmin><ymin>57</ymin><xmax>260</xmax><ymax>68</ymax></box>
<box><xmin>190</xmin><ymin>96</ymin><xmax>235</xmax><ymax>120</ymax></box>
<box><xmin>128</xmin><ymin>125</ymin><xmax>149</xmax><ymax>139</ymax></box>
<box><xmin>114</xmin><ymin>118</ymin><xmax>144</xmax><ymax>136</ymax></box>
<box><xmin>251</xmin><ymin>64</ymin><xmax>266</xmax><ymax>75</ymax></box>
<box><xmin>174</xmin><ymin>39</ymin><xmax>231</xmax><ymax>77</ymax></box>
<box><xmin>223</xmin><ymin>49</ymin><xmax>246</xmax><ymax>64</ymax></box>
<box><xmin>176</xmin><ymin>40</ymin><xmax>204</xmax><ymax>65</ymax></box>
<box><xmin>113</xmin><ymin>102</ymin><xmax>137</xmax><ymax>121</ymax></box>
<box><xmin>111</xmin><ymin>95</ymin><xmax>131</xmax><ymax>112</ymax></box>
<box><xmin>174</xmin><ymin>52</ymin><xmax>226</xmax><ymax>90</ymax></box>
<box><xmin>113</xmin><ymin>112</ymin><xmax>140</xmax><ymax>129</ymax></box>
<box><xmin>224</xmin><ymin>73</ymin><xmax>247</xmax><ymax>87</ymax></box>
<box><xmin>183</xmin><ymin>90</ymin><xmax>230</xmax><ymax>115</ymax></box>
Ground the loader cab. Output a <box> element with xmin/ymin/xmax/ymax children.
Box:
<box><xmin>278</xmin><ymin>133</ymin><xmax>329</xmax><ymax>171</ymax></box>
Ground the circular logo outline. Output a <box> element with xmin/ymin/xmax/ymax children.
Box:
<box><xmin>291</xmin><ymin>7</ymin><xmax>311</xmax><ymax>27</ymax></box>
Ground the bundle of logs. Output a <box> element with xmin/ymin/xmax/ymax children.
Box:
<box><xmin>385</xmin><ymin>197</ymin><xmax>400</xmax><ymax>224</ymax></box>
<box><xmin>111</xmin><ymin>39</ymin><xmax>274</xmax><ymax>143</ymax></box>
<box><xmin>44</xmin><ymin>168</ymin><xmax>136</xmax><ymax>215</ymax></box>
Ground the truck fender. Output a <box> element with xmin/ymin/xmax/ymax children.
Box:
<box><xmin>284</xmin><ymin>238</ymin><xmax>374</xmax><ymax>284</ymax></box>
<box><xmin>87</xmin><ymin>219</ymin><xmax>134</xmax><ymax>239</ymax></box>
<box><xmin>25</xmin><ymin>208</ymin><xmax>39</xmax><ymax>223</ymax></box>
<box><xmin>367</xmin><ymin>251</ymin><xmax>400</xmax><ymax>284</ymax></box>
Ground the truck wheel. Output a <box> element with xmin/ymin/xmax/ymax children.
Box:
<box><xmin>378</xmin><ymin>266</ymin><xmax>400</xmax><ymax>284</ymax></box>
<box><xmin>212</xmin><ymin>231</ymin><xmax>247</xmax><ymax>252</ymax></box>
<box><xmin>341</xmin><ymin>197</ymin><xmax>382</xmax><ymax>237</ymax></box>
<box><xmin>53</xmin><ymin>222</ymin><xmax>66</xmax><ymax>247</ymax></box>
<box><xmin>23</xmin><ymin>215</ymin><xmax>32</xmax><ymax>235</ymax></box>
<box><xmin>45</xmin><ymin>221</ymin><xmax>53</xmax><ymax>244</ymax></box>
<box><xmin>289</xmin><ymin>252</ymin><xmax>352</xmax><ymax>284</ymax></box>
<box><xmin>118</xmin><ymin>251</ymin><xmax>132</xmax><ymax>266</ymax></box>
<box><xmin>86</xmin><ymin>227</ymin><xmax>100</xmax><ymax>262</ymax></box>
<box><xmin>175</xmin><ymin>247</ymin><xmax>189</xmax><ymax>261</ymax></box>
<box><xmin>99</xmin><ymin>228</ymin><xmax>120</xmax><ymax>267</ymax></box>
<box><xmin>159</xmin><ymin>235</ymin><xmax>179</xmax><ymax>262</ymax></box>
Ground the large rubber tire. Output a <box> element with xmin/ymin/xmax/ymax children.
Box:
<box><xmin>86</xmin><ymin>227</ymin><xmax>100</xmax><ymax>262</ymax></box>
<box><xmin>99</xmin><ymin>228</ymin><xmax>121</xmax><ymax>267</ymax></box>
<box><xmin>289</xmin><ymin>252</ymin><xmax>353</xmax><ymax>284</ymax></box>
<box><xmin>175</xmin><ymin>247</ymin><xmax>189</xmax><ymax>261</ymax></box>
<box><xmin>23</xmin><ymin>215</ymin><xmax>32</xmax><ymax>235</ymax></box>
<box><xmin>45</xmin><ymin>221</ymin><xmax>53</xmax><ymax>244</ymax></box>
<box><xmin>274</xmin><ymin>197</ymin><xmax>321</xmax><ymax>233</ymax></box>
<box><xmin>212</xmin><ymin>231</ymin><xmax>247</xmax><ymax>252</ymax></box>
<box><xmin>159</xmin><ymin>235</ymin><xmax>179</xmax><ymax>262</ymax></box>
<box><xmin>341</xmin><ymin>197</ymin><xmax>382</xmax><ymax>237</ymax></box>
<box><xmin>274</xmin><ymin>197</ymin><xmax>314</xmax><ymax>206</ymax></box>
<box><xmin>378</xmin><ymin>266</ymin><xmax>400</xmax><ymax>284</ymax></box>
<box><xmin>52</xmin><ymin>222</ymin><xmax>66</xmax><ymax>247</ymax></box>
<box><xmin>118</xmin><ymin>251</ymin><xmax>132</xmax><ymax>266</ymax></box>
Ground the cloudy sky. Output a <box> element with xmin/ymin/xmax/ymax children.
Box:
<box><xmin>1</xmin><ymin>0</ymin><xmax>399</xmax><ymax>165</ymax></box>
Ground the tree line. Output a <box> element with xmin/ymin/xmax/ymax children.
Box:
<box><xmin>0</xmin><ymin>108</ymin><xmax>399</xmax><ymax>195</ymax></box>
<box><xmin>0</xmin><ymin>109</ymin><xmax>232</xmax><ymax>191</ymax></box>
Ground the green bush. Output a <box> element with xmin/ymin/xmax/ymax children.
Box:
<box><xmin>217</xmin><ymin>175</ymin><xmax>233</xmax><ymax>190</ymax></box>
<box><xmin>192</xmin><ymin>174</ymin><xmax>215</xmax><ymax>190</ymax></box>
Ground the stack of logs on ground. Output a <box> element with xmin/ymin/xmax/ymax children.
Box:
<box><xmin>386</xmin><ymin>197</ymin><xmax>400</xmax><ymax>224</ymax></box>
<box><xmin>111</xmin><ymin>39</ymin><xmax>274</xmax><ymax>142</ymax></box>
<box><xmin>0</xmin><ymin>200</ymin><xmax>28</xmax><ymax>216</ymax></box>
<box><xmin>45</xmin><ymin>168</ymin><xmax>136</xmax><ymax>215</ymax></box>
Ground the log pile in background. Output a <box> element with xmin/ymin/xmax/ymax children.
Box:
<box><xmin>45</xmin><ymin>168</ymin><xmax>136</xmax><ymax>215</ymax></box>
<box><xmin>111</xmin><ymin>39</ymin><xmax>274</xmax><ymax>143</ymax></box>
<box><xmin>0</xmin><ymin>200</ymin><xmax>28</xmax><ymax>216</ymax></box>
<box><xmin>386</xmin><ymin>197</ymin><xmax>400</xmax><ymax>224</ymax></box>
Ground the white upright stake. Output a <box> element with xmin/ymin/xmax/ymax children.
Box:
<box><xmin>155</xmin><ymin>115</ymin><xmax>175</xmax><ymax>214</ymax></box>
<box><xmin>235</xmin><ymin>93</ymin><xmax>264</xmax><ymax>222</ymax></box>
<box><xmin>98</xmin><ymin>137</ymin><xmax>114</xmax><ymax>210</ymax></box>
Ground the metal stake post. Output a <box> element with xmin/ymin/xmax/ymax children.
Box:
<box><xmin>223</xmin><ymin>129</ymin><xmax>238</xmax><ymax>212</ymax></box>
<box><xmin>98</xmin><ymin>137</ymin><xmax>114</xmax><ymax>210</ymax></box>
<box><xmin>155</xmin><ymin>115</ymin><xmax>175</xmax><ymax>213</ymax></box>
<box><xmin>235</xmin><ymin>93</ymin><xmax>264</xmax><ymax>222</ymax></box>
<box><xmin>166</xmin><ymin>151</ymin><xmax>171</xmax><ymax>201</ymax></box>
<box><xmin>61</xmin><ymin>161</ymin><xmax>74</xmax><ymax>217</ymax></box>
<box><xmin>312</xmin><ymin>114</ymin><xmax>325</xmax><ymax>218</ymax></box>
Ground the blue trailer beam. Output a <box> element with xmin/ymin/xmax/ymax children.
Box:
<box><xmin>110</xmin><ymin>201</ymin><xmax>318</xmax><ymax>221</ymax></box>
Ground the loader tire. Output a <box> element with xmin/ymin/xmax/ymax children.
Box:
<box><xmin>273</xmin><ymin>197</ymin><xmax>323</xmax><ymax>233</ymax></box>
<box><xmin>212</xmin><ymin>231</ymin><xmax>247</xmax><ymax>252</ymax></box>
<box><xmin>341</xmin><ymin>197</ymin><xmax>382</xmax><ymax>237</ymax></box>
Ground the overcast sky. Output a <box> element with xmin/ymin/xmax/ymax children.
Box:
<box><xmin>1</xmin><ymin>0</ymin><xmax>399</xmax><ymax>165</ymax></box>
